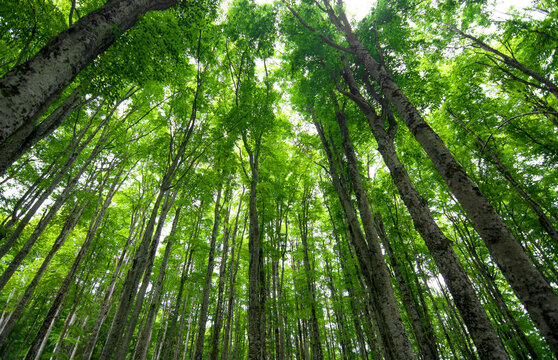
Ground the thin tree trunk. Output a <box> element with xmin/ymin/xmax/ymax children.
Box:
<box><xmin>193</xmin><ymin>182</ymin><xmax>224</xmax><ymax>360</ymax></box>
<box><xmin>222</xmin><ymin>213</ymin><xmax>246</xmax><ymax>360</ymax></box>
<box><xmin>0</xmin><ymin>199</ymin><xmax>88</xmax><ymax>350</ymax></box>
<box><xmin>114</xmin><ymin>189</ymin><xmax>177</xmax><ymax>360</ymax></box>
<box><xmin>82</xmin><ymin>207</ymin><xmax>140</xmax><ymax>360</ymax></box>
<box><xmin>0</xmin><ymin>127</ymin><xmax>110</xmax><ymax>292</ymax></box>
<box><xmin>244</xmin><ymin>132</ymin><xmax>265</xmax><ymax>360</ymax></box>
<box><xmin>0</xmin><ymin>108</ymin><xmax>107</xmax><ymax>260</ymax></box>
<box><xmin>297</xmin><ymin>187</ymin><xmax>324</xmax><ymax>360</ymax></box>
<box><xmin>24</xmin><ymin>164</ymin><xmax>122</xmax><ymax>360</ymax></box>
<box><xmin>210</xmin><ymin>206</ymin><xmax>232</xmax><ymax>360</ymax></box>
<box><xmin>133</xmin><ymin>208</ymin><xmax>181</xmax><ymax>360</ymax></box>
<box><xmin>312</xmin><ymin>115</ymin><xmax>415</xmax><ymax>360</ymax></box>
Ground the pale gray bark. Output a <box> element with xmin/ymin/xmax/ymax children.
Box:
<box><xmin>210</xmin><ymin>207</ymin><xmax>231</xmax><ymax>360</ymax></box>
<box><xmin>0</xmin><ymin>124</ymin><xmax>110</xmax><ymax>292</ymax></box>
<box><xmin>0</xmin><ymin>86</ymin><xmax>84</xmax><ymax>176</ymax></box>
<box><xmin>114</xmin><ymin>189</ymin><xmax>177</xmax><ymax>360</ymax></box>
<box><xmin>297</xmin><ymin>188</ymin><xmax>324</xmax><ymax>360</ymax></box>
<box><xmin>339</xmin><ymin>67</ymin><xmax>509</xmax><ymax>359</ymax></box>
<box><xmin>0</xmin><ymin>0</ymin><xmax>176</xmax><ymax>143</ymax></box>
<box><xmin>243</xmin><ymin>130</ymin><xmax>266</xmax><ymax>360</ymax></box>
<box><xmin>24</xmin><ymin>163</ymin><xmax>123</xmax><ymax>360</ymax></box>
<box><xmin>161</xmin><ymin>205</ymin><xmax>201</xmax><ymax>360</ymax></box>
<box><xmin>312</xmin><ymin>117</ymin><xmax>415</xmax><ymax>360</ymax></box>
<box><xmin>312</xmin><ymin>3</ymin><xmax>558</xmax><ymax>351</ymax></box>
<box><xmin>222</xmin><ymin>213</ymin><xmax>246</xmax><ymax>360</ymax></box>
<box><xmin>82</xmin><ymin>208</ymin><xmax>140</xmax><ymax>360</ymax></box>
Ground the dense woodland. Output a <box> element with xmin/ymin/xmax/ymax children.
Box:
<box><xmin>0</xmin><ymin>0</ymin><xmax>557</xmax><ymax>358</ymax></box>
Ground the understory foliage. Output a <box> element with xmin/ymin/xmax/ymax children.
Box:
<box><xmin>0</xmin><ymin>0</ymin><xmax>557</xmax><ymax>359</ymax></box>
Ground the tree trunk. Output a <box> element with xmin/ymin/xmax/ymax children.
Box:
<box><xmin>210</xmin><ymin>206</ymin><xmax>232</xmax><ymax>360</ymax></box>
<box><xmin>82</xmin><ymin>206</ymin><xmax>140</xmax><ymax>360</ymax></box>
<box><xmin>0</xmin><ymin>127</ymin><xmax>109</xmax><ymax>292</ymax></box>
<box><xmin>0</xmin><ymin>108</ymin><xmax>107</xmax><ymax>260</ymax></box>
<box><xmin>337</xmin><ymin>71</ymin><xmax>508</xmax><ymax>359</ymax></box>
<box><xmin>222</xmin><ymin>213</ymin><xmax>246</xmax><ymax>360</ymax></box>
<box><xmin>0</xmin><ymin>0</ymin><xmax>176</xmax><ymax>143</ymax></box>
<box><xmin>133</xmin><ymin>208</ymin><xmax>180</xmax><ymax>360</ymax></box>
<box><xmin>317</xmin><ymin>4</ymin><xmax>558</xmax><ymax>351</ymax></box>
<box><xmin>297</xmin><ymin>188</ymin><xmax>324</xmax><ymax>360</ymax></box>
<box><xmin>114</xmin><ymin>189</ymin><xmax>177</xmax><ymax>360</ymax></box>
<box><xmin>193</xmin><ymin>182</ymin><xmax>223</xmax><ymax>360</ymax></box>
<box><xmin>245</xmin><ymin>133</ymin><xmax>266</xmax><ymax>360</ymax></box>
<box><xmin>24</xmin><ymin>163</ymin><xmax>122</xmax><ymax>360</ymax></box>
<box><xmin>312</xmin><ymin>114</ymin><xmax>415</xmax><ymax>360</ymax></box>
<box><xmin>0</xmin><ymin>199</ymin><xmax>88</xmax><ymax>350</ymax></box>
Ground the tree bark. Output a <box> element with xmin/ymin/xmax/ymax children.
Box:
<box><xmin>0</xmin><ymin>0</ymin><xmax>176</xmax><ymax>143</ymax></box>
<box><xmin>193</xmin><ymin>183</ymin><xmax>223</xmax><ymax>360</ymax></box>
<box><xmin>339</xmin><ymin>68</ymin><xmax>509</xmax><ymax>359</ymax></box>
<box><xmin>24</xmin><ymin>163</ymin><xmax>123</xmax><ymax>360</ymax></box>
<box><xmin>312</xmin><ymin>3</ymin><xmax>558</xmax><ymax>351</ymax></box>
<box><xmin>312</xmin><ymin>116</ymin><xmax>415</xmax><ymax>360</ymax></box>
<box><xmin>133</xmin><ymin>208</ymin><xmax>181</xmax><ymax>360</ymax></box>
<box><xmin>0</xmin><ymin>199</ymin><xmax>88</xmax><ymax>351</ymax></box>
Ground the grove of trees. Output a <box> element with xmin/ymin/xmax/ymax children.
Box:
<box><xmin>0</xmin><ymin>0</ymin><xmax>557</xmax><ymax>359</ymax></box>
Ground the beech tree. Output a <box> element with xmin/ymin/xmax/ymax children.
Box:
<box><xmin>0</xmin><ymin>0</ymin><xmax>557</xmax><ymax>359</ymax></box>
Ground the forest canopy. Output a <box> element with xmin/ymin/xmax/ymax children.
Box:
<box><xmin>0</xmin><ymin>0</ymin><xmax>557</xmax><ymax>359</ymax></box>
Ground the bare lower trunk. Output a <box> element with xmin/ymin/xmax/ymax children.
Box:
<box><xmin>210</xmin><ymin>209</ymin><xmax>231</xmax><ymax>360</ymax></box>
<box><xmin>313</xmin><ymin>118</ymin><xmax>415</xmax><ymax>360</ymax></box>
<box><xmin>193</xmin><ymin>184</ymin><xmax>223</xmax><ymax>360</ymax></box>
<box><xmin>339</xmin><ymin>68</ymin><xmax>508</xmax><ymax>359</ymax></box>
<box><xmin>133</xmin><ymin>209</ymin><xmax>180</xmax><ymax>360</ymax></box>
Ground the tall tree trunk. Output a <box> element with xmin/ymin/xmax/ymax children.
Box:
<box><xmin>193</xmin><ymin>182</ymin><xmax>224</xmax><ymax>360</ymax></box>
<box><xmin>222</xmin><ymin>213</ymin><xmax>246</xmax><ymax>360</ymax></box>
<box><xmin>335</xmin><ymin>72</ymin><xmax>508</xmax><ymax>359</ymax></box>
<box><xmin>24</xmin><ymin>164</ymin><xmax>123</xmax><ymax>360</ymax></box>
<box><xmin>312</xmin><ymin>115</ymin><xmax>415</xmax><ymax>360</ymax></box>
<box><xmin>210</xmin><ymin>205</ymin><xmax>233</xmax><ymax>360</ymax></box>
<box><xmin>0</xmin><ymin>126</ymin><xmax>110</xmax><ymax>292</ymax></box>
<box><xmin>0</xmin><ymin>0</ymin><xmax>176</xmax><ymax>143</ymax></box>
<box><xmin>0</xmin><ymin>86</ymin><xmax>85</xmax><ymax>176</ymax></box>
<box><xmin>297</xmin><ymin>187</ymin><xmax>324</xmax><ymax>360</ymax></box>
<box><xmin>133</xmin><ymin>208</ymin><xmax>181</xmax><ymax>360</ymax></box>
<box><xmin>82</xmin><ymin>206</ymin><xmax>140</xmax><ymax>360</ymax></box>
<box><xmin>0</xmin><ymin>199</ymin><xmax>88</xmax><ymax>350</ymax></box>
<box><xmin>306</xmin><ymin>2</ymin><xmax>558</xmax><ymax>351</ymax></box>
<box><xmin>114</xmin><ymin>189</ymin><xmax>177</xmax><ymax>360</ymax></box>
<box><xmin>245</xmin><ymin>132</ymin><xmax>265</xmax><ymax>360</ymax></box>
